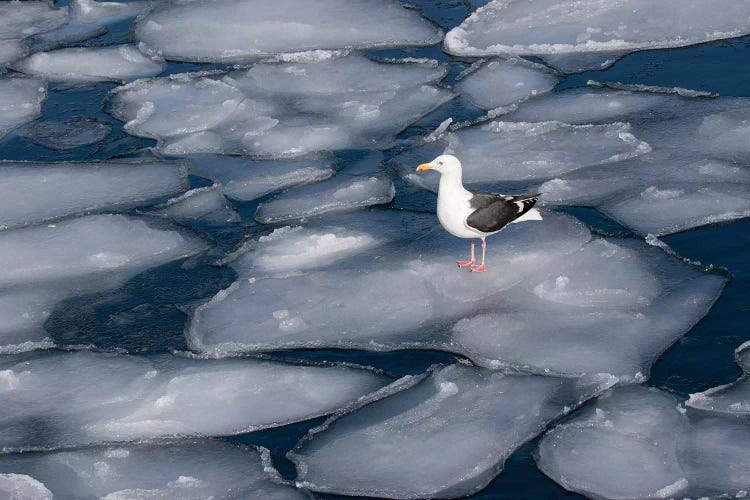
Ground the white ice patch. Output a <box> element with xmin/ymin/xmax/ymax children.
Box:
<box><xmin>291</xmin><ymin>365</ymin><xmax>613</xmax><ymax>499</ymax></box>
<box><xmin>0</xmin><ymin>2</ymin><xmax>66</xmax><ymax>61</ymax></box>
<box><xmin>456</xmin><ymin>58</ymin><xmax>558</xmax><ymax>110</ymax></box>
<box><xmin>0</xmin><ymin>441</ymin><xmax>307</xmax><ymax>499</ymax></box>
<box><xmin>71</xmin><ymin>0</ymin><xmax>145</xmax><ymax>25</ymax></box>
<box><xmin>0</xmin><ymin>161</ymin><xmax>188</xmax><ymax>230</ymax></box>
<box><xmin>0</xmin><ymin>351</ymin><xmax>388</xmax><ymax>450</ymax></box>
<box><xmin>254</xmin><ymin>174</ymin><xmax>395</xmax><ymax>224</ymax></box>
<box><xmin>134</xmin><ymin>0</ymin><xmax>442</xmax><ymax>62</ymax></box>
<box><xmin>107</xmin><ymin>54</ymin><xmax>454</xmax><ymax>157</ymax></box>
<box><xmin>445</xmin><ymin>0</ymin><xmax>750</xmax><ymax>72</ymax></box>
<box><xmin>0</xmin><ymin>215</ymin><xmax>205</xmax><ymax>349</ymax></box>
<box><xmin>188</xmin><ymin>155</ymin><xmax>335</xmax><ymax>201</ymax></box>
<box><xmin>0</xmin><ymin>76</ymin><xmax>47</xmax><ymax>140</ymax></box>
<box><xmin>12</xmin><ymin>45</ymin><xmax>165</xmax><ymax>82</ymax></box>
<box><xmin>0</xmin><ymin>473</ymin><xmax>53</xmax><ymax>500</ymax></box>
<box><xmin>151</xmin><ymin>184</ymin><xmax>240</xmax><ymax>225</ymax></box>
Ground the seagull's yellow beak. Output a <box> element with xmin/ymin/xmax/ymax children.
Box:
<box><xmin>416</xmin><ymin>163</ymin><xmax>433</xmax><ymax>172</ymax></box>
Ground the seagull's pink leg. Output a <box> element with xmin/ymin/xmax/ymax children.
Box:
<box><xmin>457</xmin><ymin>239</ymin><xmax>475</xmax><ymax>268</ymax></box>
<box><xmin>471</xmin><ymin>240</ymin><xmax>487</xmax><ymax>273</ymax></box>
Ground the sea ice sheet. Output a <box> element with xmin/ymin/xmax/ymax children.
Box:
<box><xmin>0</xmin><ymin>214</ymin><xmax>205</xmax><ymax>349</ymax></box>
<box><xmin>0</xmin><ymin>351</ymin><xmax>389</xmax><ymax>451</ymax></box>
<box><xmin>151</xmin><ymin>184</ymin><xmax>240</xmax><ymax>225</ymax></box>
<box><xmin>538</xmin><ymin>385</ymin><xmax>750</xmax><ymax>499</ymax></box>
<box><xmin>106</xmin><ymin>54</ymin><xmax>454</xmax><ymax>157</ymax></box>
<box><xmin>0</xmin><ymin>161</ymin><xmax>188</xmax><ymax>230</ymax></box>
<box><xmin>396</xmin><ymin>119</ymin><xmax>650</xmax><ymax>184</ymax></box>
<box><xmin>187</xmin><ymin>155</ymin><xmax>335</xmax><ymax>201</ymax></box>
<box><xmin>254</xmin><ymin>174</ymin><xmax>395</xmax><ymax>224</ymax></box>
<box><xmin>0</xmin><ymin>77</ymin><xmax>47</xmax><ymax>140</ymax></box>
<box><xmin>0</xmin><ymin>441</ymin><xmax>307</xmax><ymax>500</ymax></box>
<box><xmin>11</xmin><ymin>45</ymin><xmax>165</xmax><ymax>83</ymax></box>
<box><xmin>135</xmin><ymin>0</ymin><xmax>442</xmax><ymax>62</ymax></box>
<box><xmin>444</xmin><ymin>0</ymin><xmax>750</xmax><ymax>71</ymax></box>
<box><xmin>518</xmin><ymin>87</ymin><xmax>750</xmax><ymax>234</ymax></box>
<box><xmin>18</xmin><ymin>117</ymin><xmax>111</xmax><ymax>150</ymax></box>
<box><xmin>686</xmin><ymin>341</ymin><xmax>750</xmax><ymax>417</ymax></box>
<box><xmin>455</xmin><ymin>58</ymin><xmax>558</xmax><ymax>111</ymax></box>
<box><xmin>189</xmin><ymin>210</ymin><xmax>723</xmax><ymax>382</ymax></box>
<box><xmin>537</xmin><ymin>386</ymin><xmax>691</xmax><ymax>500</ymax></box>
<box><xmin>0</xmin><ymin>1</ymin><xmax>66</xmax><ymax>63</ymax></box>
<box><xmin>292</xmin><ymin>364</ymin><xmax>613</xmax><ymax>499</ymax></box>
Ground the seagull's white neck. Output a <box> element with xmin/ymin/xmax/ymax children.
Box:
<box><xmin>437</xmin><ymin>169</ymin><xmax>470</xmax><ymax>197</ymax></box>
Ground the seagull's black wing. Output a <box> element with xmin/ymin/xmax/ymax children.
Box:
<box><xmin>466</xmin><ymin>191</ymin><xmax>541</xmax><ymax>233</ymax></box>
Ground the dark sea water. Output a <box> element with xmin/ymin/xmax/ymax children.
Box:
<box><xmin>2</xmin><ymin>0</ymin><xmax>748</xmax><ymax>498</ymax></box>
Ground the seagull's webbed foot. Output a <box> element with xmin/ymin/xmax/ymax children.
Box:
<box><xmin>456</xmin><ymin>260</ymin><xmax>474</xmax><ymax>268</ymax></box>
<box><xmin>470</xmin><ymin>263</ymin><xmax>486</xmax><ymax>273</ymax></box>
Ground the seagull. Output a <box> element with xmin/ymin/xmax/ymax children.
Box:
<box><xmin>416</xmin><ymin>154</ymin><xmax>542</xmax><ymax>273</ymax></box>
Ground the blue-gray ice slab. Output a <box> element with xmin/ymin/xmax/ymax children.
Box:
<box><xmin>105</xmin><ymin>53</ymin><xmax>455</xmax><ymax>157</ymax></box>
<box><xmin>187</xmin><ymin>155</ymin><xmax>335</xmax><ymax>201</ymax></box>
<box><xmin>151</xmin><ymin>184</ymin><xmax>240</xmax><ymax>225</ymax></box>
<box><xmin>31</xmin><ymin>0</ymin><xmax>145</xmax><ymax>51</ymax></box>
<box><xmin>0</xmin><ymin>1</ymin><xmax>67</xmax><ymax>64</ymax></box>
<box><xmin>395</xmin><ymin>118</ymin><xmax>650</xmax><ymax>185</ymax></box>
<box><xmin>0</xmin><ymin>351</ymin><xmax>389</xmax><ymax>452</ymax></box>
<box><xmin>134</xmin><ymin>0</ymin><xmax>442</xmax><ymax>63</ymax></box>
<box><xmin>188</xmin><ymin>210</ymin><xmax>723</xmax><ymax>382</ymax></box>
<box><xmin>686</xmin><ymin>341</ymin><xmax>750</xmax><ymax>417</ymax></box>
<box><xmin>17</xmin><ymin>117</ymin><xmax>111</xmax><ymax>150</ymax></box>
<box><xmin>11</xmin><ymin>45</ymin><xmax>165</xmax><ymax>83</ymax></box>
<box><xmin>444</xmin><ymin>0</ymin><xmax>750</xmax><ymax>72</ymax></box>
<box><xmin>537</xmin><ymin>385</ymin><xmax>750</xmax><ymax>499</ymax></box>
<box><xmin>291</xmin><ymin>364</ymin><xmax>614</xmax><ymax>499</ymax></box>
<box><xmin>0</xmin><ymin>215</ymin><xmax>205</xmax><ymax>351</ymax></box>
<box><xmin>0</xmin><ymin>76</ymin><xmax>46</xmax><ymax>140</ymax></box>
<box><xmin>0</xmin><ymin>441</ymin><xmax>308</xmax><ymax>500</ymax></box>
<box><xmin>0</xmin><ymin>161</ymin><xmax>187</xmax><ymax>230</ymax></box>
<box><xmin>507</xmin><ymin>86</ymin><xmax>750</xmax><ymax>235</ymax></box>
<box><xmin>254</xmin><ymin>174</ymin><xmax>395</xmax><ymax>224</ymax></box>
<box><xmin>537</xmin><ymin>386</ymin><xmax>692</xmax><ymax>500</ymax></box>
<box><xmin>454</xmin><ymin>58</ymin><xmax>558</xmax><ymax>111</ymax></box>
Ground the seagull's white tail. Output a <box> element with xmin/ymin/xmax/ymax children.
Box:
<box><xmin>512</xmin><ymin>208</ymin><xmax>543</xmax><ymax>223</ymax></box>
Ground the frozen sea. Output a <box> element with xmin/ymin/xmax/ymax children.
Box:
<box><xmin>0</xmin><ymin>0</ymin><xmax>748</xmax><ymax>499</ymax></box>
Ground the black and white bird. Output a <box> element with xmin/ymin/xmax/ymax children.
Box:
<box><xmin>416</xmin><ymin>154</ymin><xmax>542</xmax><ymax>273</ymax></box>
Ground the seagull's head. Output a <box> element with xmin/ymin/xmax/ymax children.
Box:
<box><xmin>416</xmin><ymin>154</ymin><xmax>462</xmax><ymax>176</ymax></box>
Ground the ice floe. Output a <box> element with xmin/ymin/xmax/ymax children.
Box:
<box><xmin>11</xmin><ymin>45</ymin><xmax>165</xmax><ymax>83</ymax></box>
<box><xmin>0</xmin><ymin>161</ymin><xmax>187</xmax><ymax>230</ymax></box>
<box><xmin>538</xmin><ymin>385</ymin><xmax>750</xmax><ymax>499</ymax></box>
<box><xmin>396</xmin><ymin>119</ymin><xmax>650</xmax><ymax>184</ymax></box>
<box><xmin>0</xmin><ymin>351</ymin><xmax>389</xmax><ymax>451</ymax></box>
<box><xmin>0</xmin><ymin>1</ymin><xmax>66</xmax><ymax>63</ymax></box>
<box><xmin>188</xmin><ymin>210</ymin><xmax>723</xmax><ymax>382</ymax></box>
<box><xmin>187</xmin><ymin>155</ymin><xmax>335</xmax><ymax>201</ymax></box>
<box><xmin>0</xmin><ymin>76</ymin><xmax>47</xmax><ymax>140</ymax></box>
<box><xmin>134</xmin><ymin>0</ymin><xmax>442</xmax><ymax>62</ymax></box>
<box><xmin>254</xmin><ymin>174</ymin><xmax>395</xmax><ymax>224</ymax></box>
<box><xmin>106</xmin><ymin>54</ymin><xmax>454</xmax><ymax>157</ymax></box>
<box><xmin>0</xmin><ymin>215</ymin><xmax>205</xmax><ymax>349</ymax></box>
<box><xmin>151</xmin><ymin>184</ymin><xmax>240</xmax><ymax>225</ymax></box>
<box><xmin>0</xmin><ymin>441</ymin><xmax>307</xmax><ymax>499</ymax></box>
<box><xmin>0</xmin><ymin>473</ymin><xmax>52</xmax><ymax>500</ymax></box>
<box><xmin>686</xmin><ymin>342</ymin><xmax>750</xmax><ymax>417</ymax></box>
<box><xmin>71</xmin><ymin>0</ymin><xmax>146</xmax><ymax>25</ymax></box>
<box><xmin>292</xmin><ymin>364</ymin><xmax>613</xmax><ymax>499</ymax></box>
<box><xmin>513</xmin><ymin>87</ymin><xmax>750</xmax><ymax>234</ymax></box>
<box><xmin>537</xmin><ymin>386</ymin><xmax>691</xmax><ymax>499</ymax></box>
<box><xmin>18</xmin><ymin>117</ymin><xmax>111</xmax><ymax>150</ymax></box>
<box><xmin>455</xmin><ymin>58</ymin><xmax>558</xmax><ymax>111</ymax></box>
<box><xmin>445</xmin><ymin>0</ymin><xmax>750</xmax><ymax>72</ymax></box>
